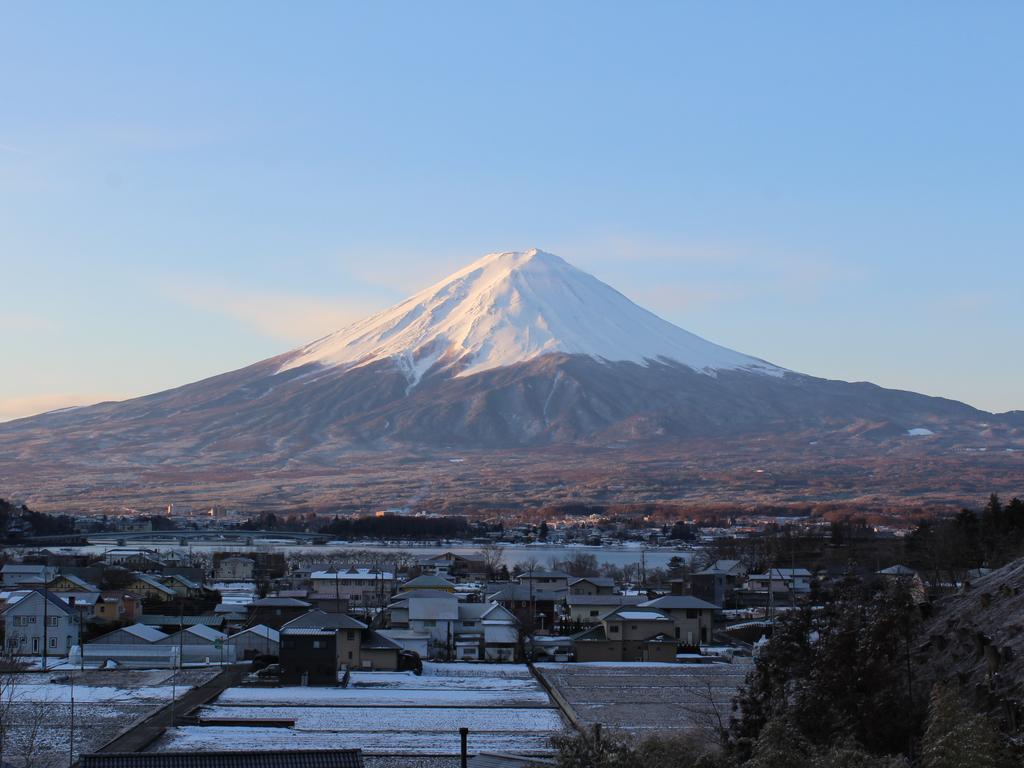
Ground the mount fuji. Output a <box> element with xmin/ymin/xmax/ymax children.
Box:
<box><xmin>1</xmin><ymin>248</ymin><xmax>1019</xmax><ymax>512</ymax></box>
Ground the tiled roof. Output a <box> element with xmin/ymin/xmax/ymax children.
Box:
<box><xmin>569</xmin><ymin>576</ymin><xmax>616</xmax><ymax>587</ymax></box>
<box><xmin>281</xmin><ymin>627</ymin><xmax>337</xmax><ymax>637</ymax></box>
<box><xmin>251</xmin><ymin>597</ymin><xmax>311</xmax><ymax>608</ymax></box>
<box><xmin>402</xmin><ymin>575</ymin><xmax>457</xmax><ymax>589</ymax></box>
<box><xmin>639</xmin><ymin>595</ymin><xmax>719</xmax><ymax>611</ymax></box>
<box><xmin>80</xmin><ymin>750</ymin><xmax>364</xmax><ymax>768</ymax></box>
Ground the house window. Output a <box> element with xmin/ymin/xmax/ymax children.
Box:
<box><xmin>686</xmin><ymin>609</ymin><xmax>698</xmax><ymax>619</ymax></box>
<box><xmin>463</xmin><ymin>621</ymin><xmax>476</xmax><ymax>627</ymax></box>
<box><xmin>589</xmin><ymin>610</ymin><xmax>599</xmax><ymax>617</ymax></box>
<box><xmin>609</xmin><ymin>625</ymin><xmax>619</xmax><ymax>633</ymax></box>
<box><xmin>313</xmin><ymin>640</ymin><xmax>323</xmax><ymax>649</ymax></box>
<box><xmin>423</xmin><ymin>620</ymin><xmax>436</xmax><ymax>627</ymax></box>
<box><xmin>14</xmin><ymin>616</ymin><xmax>26</xmax><ymax>627</ymax></box>
<box><xmin>48</xmin><ymin>637</ymin><xmax>57</xmax><ymax>649</ymax></box>
<box><xmin>347</xmin><ymin>631</ymin><xmax>355</xmax><ymax>641</ymax></box>
<box><xmin>47</xmin><ymin>617</ymin><xmax>59</xmax><ymax>627</ymax></box>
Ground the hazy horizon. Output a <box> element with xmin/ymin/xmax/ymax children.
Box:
<box><xmin>2</xmin><ymin>3</ymin><xmax>1022</xmax><ymax>419</ymax></box>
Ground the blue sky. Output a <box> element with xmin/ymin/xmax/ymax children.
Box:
<box><xmin>1</xmin><ymin>2</ymin><xmax>1021</xmax><ymax>419</ymax></box>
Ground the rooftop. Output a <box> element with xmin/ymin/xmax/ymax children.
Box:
<box><xmin>80</xmin><ymin>750</ymin><xmax>364</xmax><ymax>768</ymax></box>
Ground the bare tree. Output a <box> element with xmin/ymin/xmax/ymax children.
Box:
<box><xmin>479</xmin><ymin>542</ymin><xmax>505</xmax><ymax>581</ymax></box>
<box><xmin>0</xmin><ymin>650</ymin><xmax>52</xmax><ymax>768</ymax></box>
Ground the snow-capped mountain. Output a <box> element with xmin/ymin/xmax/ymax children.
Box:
<box><xmin>0</xmin><ymin>247</ymin><xmax>1018</xmax><ymax>514</ymax></box>
<box><xmin>280</xmin><ymin>248</ymin><xmax>783</xmax><ymax>384</ymax></box>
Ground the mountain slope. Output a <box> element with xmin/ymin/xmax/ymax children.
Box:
<box><xmin>0</xmin><ymin>248</ymin><xmax>1019</xmax><ymax>511</ymax></box>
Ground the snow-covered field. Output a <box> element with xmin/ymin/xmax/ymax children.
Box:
<box><xmin>198</xmin><ymin>704</ymin><xmax>562</xmax><ymax>732</ymax></box>
<box><xmin>153</xmin><ymin>726</ymin><xmax>555</xmax><ymax>754</ymax></box>
<box><xmin>150</xmin><ymin>663</ymin><xmax>564</xmax><ymax>756</ymax></box>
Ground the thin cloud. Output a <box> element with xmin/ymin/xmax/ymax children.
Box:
<box><xmin>167</xmin><ymin>284</ymin><xmax>389</xmax><ymax>344</ymax></box>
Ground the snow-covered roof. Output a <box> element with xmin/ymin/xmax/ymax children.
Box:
<box><xmin>607</xmin><ymin>608</ymin><xmax>671</xmax><ymax>621</ymax></box>
<box><xmin>183</xmin><ymin>624</ymin><xmax>227</xmax><ymax>642</ymax></box>
<box><xmin>122</xmin><ymin>623</ymin><xmax>170</xmax><ymax>642</ymax></box>
<box><xmin>230</xmin><ymin>624</ymin><xmax>280</xmax><ymax>643</ymax></box>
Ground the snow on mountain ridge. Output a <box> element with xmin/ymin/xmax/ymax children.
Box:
<box><xmin>278</xmin><ymin>248</ymin><xmax>785</xmax><ymax>384</ymax></box>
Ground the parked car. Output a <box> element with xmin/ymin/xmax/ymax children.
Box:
<box><xmin>250</xmin><ymin>654</ymin><xmax>278</xmax><ymax>672</ymax></box>
<box><xmin>255</xmin><ymin>663</ymin><xmax>282</xmax><ymax>679</ymax></box>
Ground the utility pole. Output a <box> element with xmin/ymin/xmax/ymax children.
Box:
<box><xmin>68</xmin><ymin>671</ymin><xmax>75</xmax><ymax>767</ymax></box>
<box><xmin>41</xmin><ymin>589</ymin><xmax>49</xmax><ymax>671</ymax></box>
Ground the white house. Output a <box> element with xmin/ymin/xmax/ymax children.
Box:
<box><xmin>2</xmin><ymin>590</ymin><xmax>79</xmax><ymax>657</ymax></box>
<box><xmin>1</xmin><ymin>564</ymin><xmax>57</xmax><ymax>587</ymax></box>
<box><xmin>387</xmin><ymin>592</ymin><xmax>518</xmax><ymax>661</ymax></box>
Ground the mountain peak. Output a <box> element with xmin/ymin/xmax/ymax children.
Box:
<box><xmin>279</xmin><ymin>249</ymin><xmax>784</xmax><ymax>384</ymax></box>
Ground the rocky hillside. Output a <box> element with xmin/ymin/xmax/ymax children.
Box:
<box><xmin>919</xmin><ymin>556</ymin><xmax>1024</xmax><ymax>736</ymax></box>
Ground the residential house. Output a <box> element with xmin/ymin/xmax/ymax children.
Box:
<box><xmin>46</xmin><ymin>573</ymin><xmax>100</xmax><ymax>592</ymax></box>
<box><xmin>387</xmin><ymin>592</ymin><xmax>518</xmax><ymax>661</ymax></box>
<box><xmin>95</xmin><ymin>592</ymin><xmax>143</xmax><ymax>623</ymax></box>
<box><xmin>126</xmin><ymin>574</ymin><xmax>177</xmax><ymax>602</ymax></box>
<box><xmin>691</xmin><ymin>559</ymin><xmax>747</xmax><ymax>607</ymax></box>
<box><xmin>226</xmin><ymin>624</ymin><xmax>279</xmax><ymax>660</ymax></box>
<box><xmin>101</xmin><ymin>549</ymin><xmax>166</xmax><ymax>571</ymax></box>
<box><xmin>2</xmin><ymin>590</ymin><xmax>80</xmax><ymax>657</ymax></box>
<box><xmin>417</xmin><ymin>552</ymin><xmax>488</xmax><ymax>581</ymax></box>
<box><xmin>1</xmin><ymin>564</ymin><xmax>58</xmax><ymax>587</ymax></box>
<box><xmin>310</xmin><ymin>568</ymin><xmax>396</xmax><ymax>610</ymax></box>
<box><xmin>745</xmin><ymin>568</ymin><xmax>812</xmax><ymax>595</ymax></box>
<box><xmin>56</xmin><ymin>591</ymin><xmax>100</xmax><ymax>622</ymax></box>
<box><xmin>876</xmin><ymin>565</ymin><xmax>928</xmax><ymax>603</ymax></box>
<box><xmin>158</xmin><ymin>574</ymin><xmax>205</xmax><ymax>599</ymax></box>
<box><xmin>517</xmin><ymin>570</ymin><xmax>570</xmax><ymax>594</ymax></box>
<box><xmin>638</xmin><ymin>595</ymin><xmax>717</xmax><ymax>646</ymax></box>
<box><xmin>564</xmin><ymin>594</ymin><xmax>645</xmax><ymax>627</ymax></box>
<box><xmin>377</xmin><ymin>629</ymin><xmax>430</xmax><ymax>658</ymax></box>
<box><xmin>487</xmin><ymin>583</ymin><xmax>561</xmax><ymax>631</ymax></box>
<box><xmin>568</xmin><ymin>576</ymin><xmax>616</xmax><ymax>596</ymax></box>
<box><xmin>247</xmin><ymin>597</ymin><xmax>312</xmax><ymax>629</ymax></box>
<box><xmin>280</xmin><ymin>610</ymin><xmax>399</xmax><ymax>679</ymax></box>
<box><xmin>215</xmin><ymin>556</ymin><xmax>256</xmax><ymax>582</ymax></box>
<box><xmin>572</xmin><ymin>606</ymin><xmax>677</xmax><ymax>663</ymax></box>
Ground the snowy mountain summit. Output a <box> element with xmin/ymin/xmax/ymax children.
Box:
<box><xmin>280</xmin><ymin>248</ymin><xmax>784</xmax><ymax>385</ymax></box>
